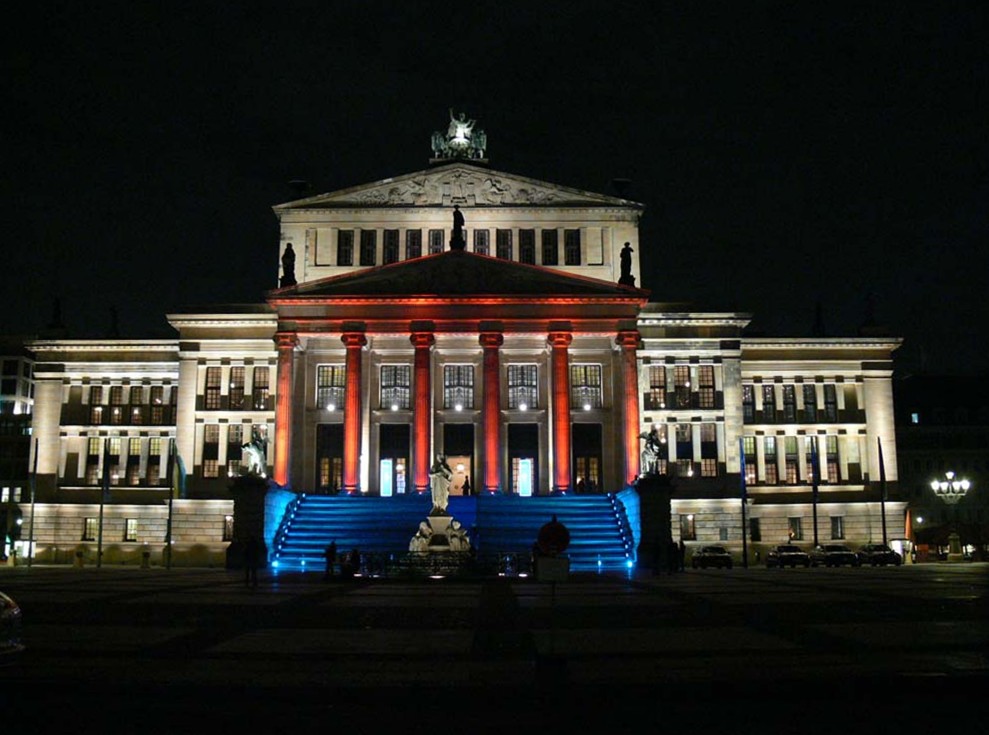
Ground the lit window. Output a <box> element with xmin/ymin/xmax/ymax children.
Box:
<box><xmin>508</xmin><ymin>364</ymin><xmax>538</xmax><ymax>409</ymax></box>
<box><xmin>443</xmin><ymin>365</ymin><xmax>474</xmax><ymax>410</ymax></box>
<box><xmin>317</xmin><ymin>365</ymin><xmax>346</xmax><ymax>410</ymax></box>
<box><xmin>645</xmin><ymin>366</ymin><xmax>666</xmax><ymax>410</ymax></box>
<box><xmin>124</xmin><ymin>518</ymin><xmax>138</xmax><ymax>542</ymax></box>
<box><xmin>570</xmin><ymin>364</ymin><xmax>602</xmax><ymax>409</ymax></box>
<box><xmin>380</xmin><ymin>365</ymin><xmax>411</xmax><ymax>410</ymax></box>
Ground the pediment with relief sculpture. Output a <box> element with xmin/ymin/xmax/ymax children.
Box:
<box><xmin>273</xmin><ymin>163</ymin><xmax>641</xmax><ymax>210</ymax></box>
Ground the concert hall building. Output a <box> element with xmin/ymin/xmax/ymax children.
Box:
<box><xmin>19</xmin><ymin>119</ymin><xmax>906</xmax><ymax>567</ymax></box>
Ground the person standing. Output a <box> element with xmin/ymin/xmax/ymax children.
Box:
<box><xmin>323</xmin><ymin>539</ymin><xmax>337</xmax><ymax>581</ymax></box>
<box><xmin>244</xmin><ymin>535</ymin><xmax>264</xmax><ymax>589</ymax></box>
<box><xmin>461</xmin><ymin>475</ymin><xmax>471</xmax><ymax>497</ymax></box>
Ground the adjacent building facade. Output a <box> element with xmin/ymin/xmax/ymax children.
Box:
<box><xmin>16</xmin><ymin>121</ymin><xmax>906</xmax><ymax>566</ymax></box>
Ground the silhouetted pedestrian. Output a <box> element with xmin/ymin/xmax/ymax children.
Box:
<box><xmin>678</xmin><ymin>539</ymin><xmax>686</xmax><ymax>571</ymax></box>
<box><xmin>244</xmin><ymin>535</ymin><xmax>264</xmax><ymax>589</ymax></box>
<box><xmin>323</xmin><ymin>539</ymin><xmax>337</xmax><ymax>581</ymax></box>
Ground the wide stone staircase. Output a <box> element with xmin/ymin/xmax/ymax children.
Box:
<box><xmin>270</xmin><ymin>492</ymin><xmax>633</xmax><ymax>574</ymax></box>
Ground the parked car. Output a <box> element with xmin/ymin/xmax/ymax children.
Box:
<box><xmin>810</xmin><ymin>544</ymin><xmax>860</xmax><ymax>568</ymax></box>
<box><xmin>0</xmin><ymin>591</ymin><xmax>23</xmax><ymax>655</ymax></box>
<box><xmin>691</xmin><ymin>545</ymin><xmax>733</xmax><ymax>569</ymax></box>
<box><xmin>766</xmin><ymin>544</ymin><xmax>811</xmax><ymax>568</ymax></box>
<box><xmin>856</xmin><ymin>543</ymin><xmax>902</xmax><ymax>567</ymax></box>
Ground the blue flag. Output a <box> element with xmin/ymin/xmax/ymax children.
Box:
<box><xmin>170</xmin><ymin>441</ymin><xmax>186</xmax><ymax>500</ymax></box>
<box><xmin>739</xmin><ymin>438</ymin><xmax>748</xmax><ymax>500</ymax></box>
<box><xmin>101</xmin><ymin>438</ymin><xmax>112</xmax><ymax>502</ymax></box>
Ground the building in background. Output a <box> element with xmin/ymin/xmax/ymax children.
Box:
<box><xmin>16</xmin><ymin>116</ymin><xmax>906</xmax><ymax>565</ymax></box>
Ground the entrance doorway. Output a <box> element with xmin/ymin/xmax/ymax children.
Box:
<box><xmin>443</xmin><ymin>424</ymin><xmax>474</xmax><ymax>496</ymax></box>
<box><xmin>316</xmin><ymin>424</ymin><xmax>343</xmax><ymax>494</ymax></box>
<box><xmin>509</xmin><ymin>423</ymin><xmax>539</xmax><ymax>495</ymax></box>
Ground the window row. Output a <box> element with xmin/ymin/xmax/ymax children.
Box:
<box><xmin>643</xmin><ymin>365</ymin><xmax>718</xmax><ymax>410</ymax></box>
<box><xmin>81</xmin><ymin>515</ymin><xmax>234</xmax><ymax>542</ymax></box>
<box><xmin>678</xmin><ymin>516</ymin><xmax>847</xmax><ymax>542</ymax></box>
<box><xmin>741</xmin><ymin>434</ymin><xmax>855</xmax><ymax>485</ymax></box>
<box><xmin>86</xmin><ymin>385</ymin><xmax>176</xmax><ymax>426</ymax></box>
<box><xmin>203</xmin><ymin>366</ymin><xmax>271</xmax><ymax>411</ymax></box>
<box><xmin>641</xmin><ymin>422</ymin><xmax>721</xmax><ymax>478</ymax></box>
<box><xmin>331</xmin><ymin>228</ymin><xmax>584</xmax><ymax>267</ymax></box>
<box><xmin>742</xmin><ymin>383</ymin><xmax>861</xmax><ymax>424</ymax></box>
<box><xmin>82</xmin><ymin>435</ymin><xmax>173</xmax><ymax>486</ymax></box>
<box><xmin>317</xmin><ymin>363</ymin><xmax>602</xmax><ymax>411</ymax></box>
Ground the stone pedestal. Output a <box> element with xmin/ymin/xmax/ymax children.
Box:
<box><xmin>633</xmin><ymin>474</ymin><xmax>675</xmax><ymax>573</ymax></box>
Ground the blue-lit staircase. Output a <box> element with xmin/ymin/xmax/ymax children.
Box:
<box><xmin>271</xmin><ymin>493</ymin><xmax>633</xmax><ymax>574</ymax></box>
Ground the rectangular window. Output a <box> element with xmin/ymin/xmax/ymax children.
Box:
<box><xmin>508</xmin><ymin>364</ymin><xmax>538</xmax><ymax>409</ymax></box>
<box><xmin>253</xmin><ymin>367</ymin><xmax>270</xmax><ymax>410</ymax></box>
<box><xmin>229</xmin><ymin>367</ymin><xmax>245</xmax><ymax>410</ymax></box>
<box><xmin>519</xmin><ymin>229</ymin><xmax>535</xmax><ymax>264</ymax></box>
<box><xmin>380</xmin><ymin>365</ymin><xmax>411</xmax><ymax>410</ymax></box>
<box><xmin>701</xmin><ymin>458</ymin><xmax>718</xmax><ymax>478</ymax></box>
<box><xmin>788</xmin><ymin>517</ymin><xmax>803</xmax><ymax>541</ymax></box>
<box><xmin>227</xmin><ymin>424</ymin><xmax>243</xmax><ymax>475</ymax></box>
<box><xmin>676</xmin><ymin>423</ymin><xmax>693</xmax><ymax>475</ymax></box>
<box><xmin>830</xmin><ymin>516</ymin><xmax>845</xmax><ymax>540</ymax></box>
<box><xmin>764</xmin><ymin>436</ymin><xmax>778</xmax><ymax>484</ymax></box>
<box><xmin>109</xmin><ymin>385</ymin><xmax>124</xmax><ymax>425</ymax></box>
<box><xmin>564</xmin><ymin>229</ymin><xmax>581</xmax><ymax>265</ymax></box>
<box><xmin>473</xmin><ymin>229</ymin><xmax>489</xmax><ymax>255</ymax></box>
<box><xmin>749</xmin><ymin>517</ymin><xmax>761</xmax><ymax>542</ymax></box>
<box><xmin>89</xmin><ymin>386</ymin><xmax>104</xmax><ymax>425</ymax></box>
<box><xmin>742</xmin><ymin>436</ymin><xmax>757</xmax><ymax>485</ymax></box>
<box><xmin>679</xmin><ymin>514</ymin><xmax>696</xmax><ymax>541</ymax></box>
<box><xmin>223</xmin><ymin>515</ymin><xmax>235</xmax><ymax>542</ymax></box>
<box><xmin>826</xmin><ymin>435</ymin><xmax>840</xmax><ymax>483</ymax></box>
<box><xmin>784</xmin><ymin>436</ymin><xmax>798</xmax><ymax>484</ymax></box>
<box><xmin>428</xmin><ymin>229</ymin><xmax>444</xmax><ymax>254</ymax></box>
<box><xmin>383</xmin><ymin>229</ymin><xmax>400</xmax><ymax>264</ymax></box>
<box><xmin>763</xmin><ymin>385</ymin><xmax>777</xmax><ymax>422</ymax></box>
<box><xmin>205</xmin><ymin>366</ymin><xmax>222</xmax><ymax>410</ymax></box>
<box><xmin>496</xmin><ymin>229</ymin><xmax>513</xmax><ymax>260</ymax></box>
<box><xmin>359</xmin><ymin>230</ymin><xmax>376</xmax><ymax>266</ymax></box>
<box><xmin>405</xmin><ymin>229</ymin><xmax>422</xmax><ymax>259</ymax></box>
<box><xmin>823</xmin><ymin>384</ymin><xmax>838</xmax><ymax>422</ymax></box>
<box><xmin>803</xmin><ymin>384</ymin><xmax>818</xmax><ymax>422</ymax></box>
<box><xmin>443</xmin><ymin>365</ymin><xmax>474</xmax><ymax>409</ymax></box>
<box><xmin>805</xmin><ymin>436</ymin><xmax>820</xmax><ymax>483</ymax></box>
<box><xmin>782</xmin><ymin>385</ymin><xmax>797</xmax><ymax>423</ymax></box>
<box><xmin>697</xmin><ymin>365</ymin><xmax>715</xmax><ymax>409</ymax></box>
<box><xmin>150</xmin><ymin>386</ymin><xmax>164</xmax><ymax>425</ymax></box>
<box><xmin>124</xmin><ymin>518</ymin><xmax>138</xmax><ymax>542</ymax></box>
<box><xmin>83</xmin><ymin>517</ymin><xmax>98</xmax><ymax>541</ymax></box>
<box><xmin>742</xmin><ymin>385</ymin><xmax>755</xmax><ymax>424</ymax></box>
<box><xmin>541</xmin><ymin>230</ymin><xmax>558</xmax><ymax>265</ymax></box>
<box><xmin>674</xmin><ymin>365</ymin><xmax>691</xmax><ymax>408</ymax></box>
<box><xmin>570</xmin><ymin>364</ymin><xmax>603</xmax><ymax>409</ymax></box>
<box><xmin>129</xmin><ymin>386</ymin><xmax>144</xmax><ymax>425</ymax></box>
<box><xmin>645</xmin><ymin>366</ymin><xmax>666</xmax><ymax>410</ymax></box>
<box><xmin>337</xmin><ymin>230</ymin><xmax>354</xmax><ymax>266</ymax></box>
<box><xmin>203</xmin><ymin>459</ymin><xmax>219</xmax><ymax>479</ymax></box>
<box><xmin>317</xmin><ymin>365</ymin><xmax>346</xmax><ymax>410</ymax></box>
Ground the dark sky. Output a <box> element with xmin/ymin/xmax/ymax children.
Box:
<box><xmin>2</xmin><ymin>1</ymin><xmax>987</xmax><ymax>375</ymax></box>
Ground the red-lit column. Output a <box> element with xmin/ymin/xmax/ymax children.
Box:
<box><xmin>480</xmin><ymin>331</ymin><xmax>504</xmax><ymax>493</ymax></box>
<box><xmin>616</xmin><ymin>329</ymin><xmax>642</xmax><ymax>486</ymax></box>
<box><xmin>548</xmin><ymin>331</ymin><xmax>573</xmax><ymax>494</ymax></box>
<box><xmin>341</xmin><ymin>331</ymin><xmax>367</xmax><ymax>494</ymax></box>
<box><xmin>410</xmin><ymin>331</ymin><xmax>435</xmax><ymax>494</ymax></box>
<box><xmin>274</xmin><ymin>332</ymin><xmax>298</xmax><ymax>487</ymax></box>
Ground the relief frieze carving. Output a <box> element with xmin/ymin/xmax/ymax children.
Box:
<box><xmin>351</xmin><ymin>170</ymin><xmax>559</xmax><ymax>206</ymax></box>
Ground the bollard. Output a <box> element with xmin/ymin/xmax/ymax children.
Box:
<box><xmin>74</xmin><ymin>550</ymin><xmax>85</xmax><ymax>568</ymax></box>
<box><xmin>141</xmin><ymin>550</ymin><xmax>151</xmax><ymax>569</ymax></box>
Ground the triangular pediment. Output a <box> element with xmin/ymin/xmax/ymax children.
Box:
<box><xmin>269</xmin><ymin>250</ymin><xmax>649</xmax><ymax>299</ymax></box>
<box><xmin>272</xmin><ymin>163</ymin><xmax>641</xmax><ymax>210</ymax></box>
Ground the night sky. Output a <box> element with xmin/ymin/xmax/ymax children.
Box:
<box><xmin>3</xmin><ymin>2</ymin><xmax>987</xmax><ymax>375</ymax></box>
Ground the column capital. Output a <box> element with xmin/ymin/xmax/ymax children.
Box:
<box><xmin>547</xmin><ymin>331</ymin><xmax>573</xmax><ymax>349</ymax></box>
<box><xmin>275</xmin><ymin>332</ymin><xmax>299</xmax><ymax>350</ymax></box>
<box><xmin>615</xmin><ymin>329</ymin><xmax>641</xmax><ymax>349</ymax></box>
<box><xmin>410</xmin><ymin>331</ymin><xmax>435</xmax><ymax>349</ymax></box>
<box><xmin>341</xmin><ymin>332</ymin><xmax>368</xmax><ymax>349</ymax></box>
<box><xmin>479</xmin><ymin>332</ymin><xmax>504</xmax><ymax>349</ymax></box>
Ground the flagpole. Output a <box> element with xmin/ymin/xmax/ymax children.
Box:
<box><xmin>28</xmin><ymin>438</ymin><xmax>38</xmax><ymax>568</ymax></box>
<box><xmin>811</xmin><ymin>436</ymin><xmax>820</xmax><ymax>548</ymax></box>
<box><xmin>740</xmin><ymin>438</ymin><xmax>749</xmax><ymax>569</ymax></box>
<box><xmin>166</xmin><ymin>438</ymin><xmax>175</xmax><ymax>570</ymax></box>
<box><xmin>97</xmin><ymin>438</ymin><xmax>108</xmax><ymax>568</ymax></box>
<box><xmin>878</xmin><ymin>437</ymin><xmax>888</xmax><ymax>546</ymax></box>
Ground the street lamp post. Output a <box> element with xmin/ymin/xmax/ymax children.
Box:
<box><xmin>930</xmin><ymin>471</ymin><xmax>971</xmax><ymax>561</ymax></box>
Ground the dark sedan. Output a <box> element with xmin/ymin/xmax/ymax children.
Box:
<box><xmin>691</xmin><ymin>545</ymin><xmax>733</xmax><ymax>569</ymax></box>
<box><xmin>810</xmin><ymin>544</ymin><xmax>860</xmax><ymax>567</ymax></box>
<box><xmin>856</xmin><ymin>543</ymin><xmax>902</xmax><ymax>566</ymax></box>
<box><xmin>766</xmin><ymin>544</ymin><xmax>811</xmax><ymax>568</ymax></box>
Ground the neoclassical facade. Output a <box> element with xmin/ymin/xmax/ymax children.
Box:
<box><xmin>21</xmin><ymin>127</ymin><xmax>906</xmax><ymax>564</ymax></box>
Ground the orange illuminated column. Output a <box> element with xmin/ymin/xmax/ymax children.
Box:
<box><xmin>410</xmin><ymin>331</ymin><xmax>435</xmax><ymax>494</ymax></box>
<box><xmin>548</xmin><ymin>331</ymin><xmax>573</xmax><ymax>493</ymax></box>
<box><xmin>480</xmin><ymin>331</ymin><xmax>504</xmax><ymax>493</ymax></box>
<box><xmin>341</xmin><ymin>331</ymin><xmax>367</xmax><ymax>494</ymax></box>
<box><xmin>274</xmin><ymin>332</ymin><xmax>298</xmax><ymax>487</ymax></box>
<box><xmin>616</xmin><ymin>330</ymin><xmax>642</xmax><ymax>486</ymax></box>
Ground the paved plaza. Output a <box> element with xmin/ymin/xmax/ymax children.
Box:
<box><xmin>1</xmin><ymin>562</ymin><xmax>986</xmax><ymax>732</ymax></box>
